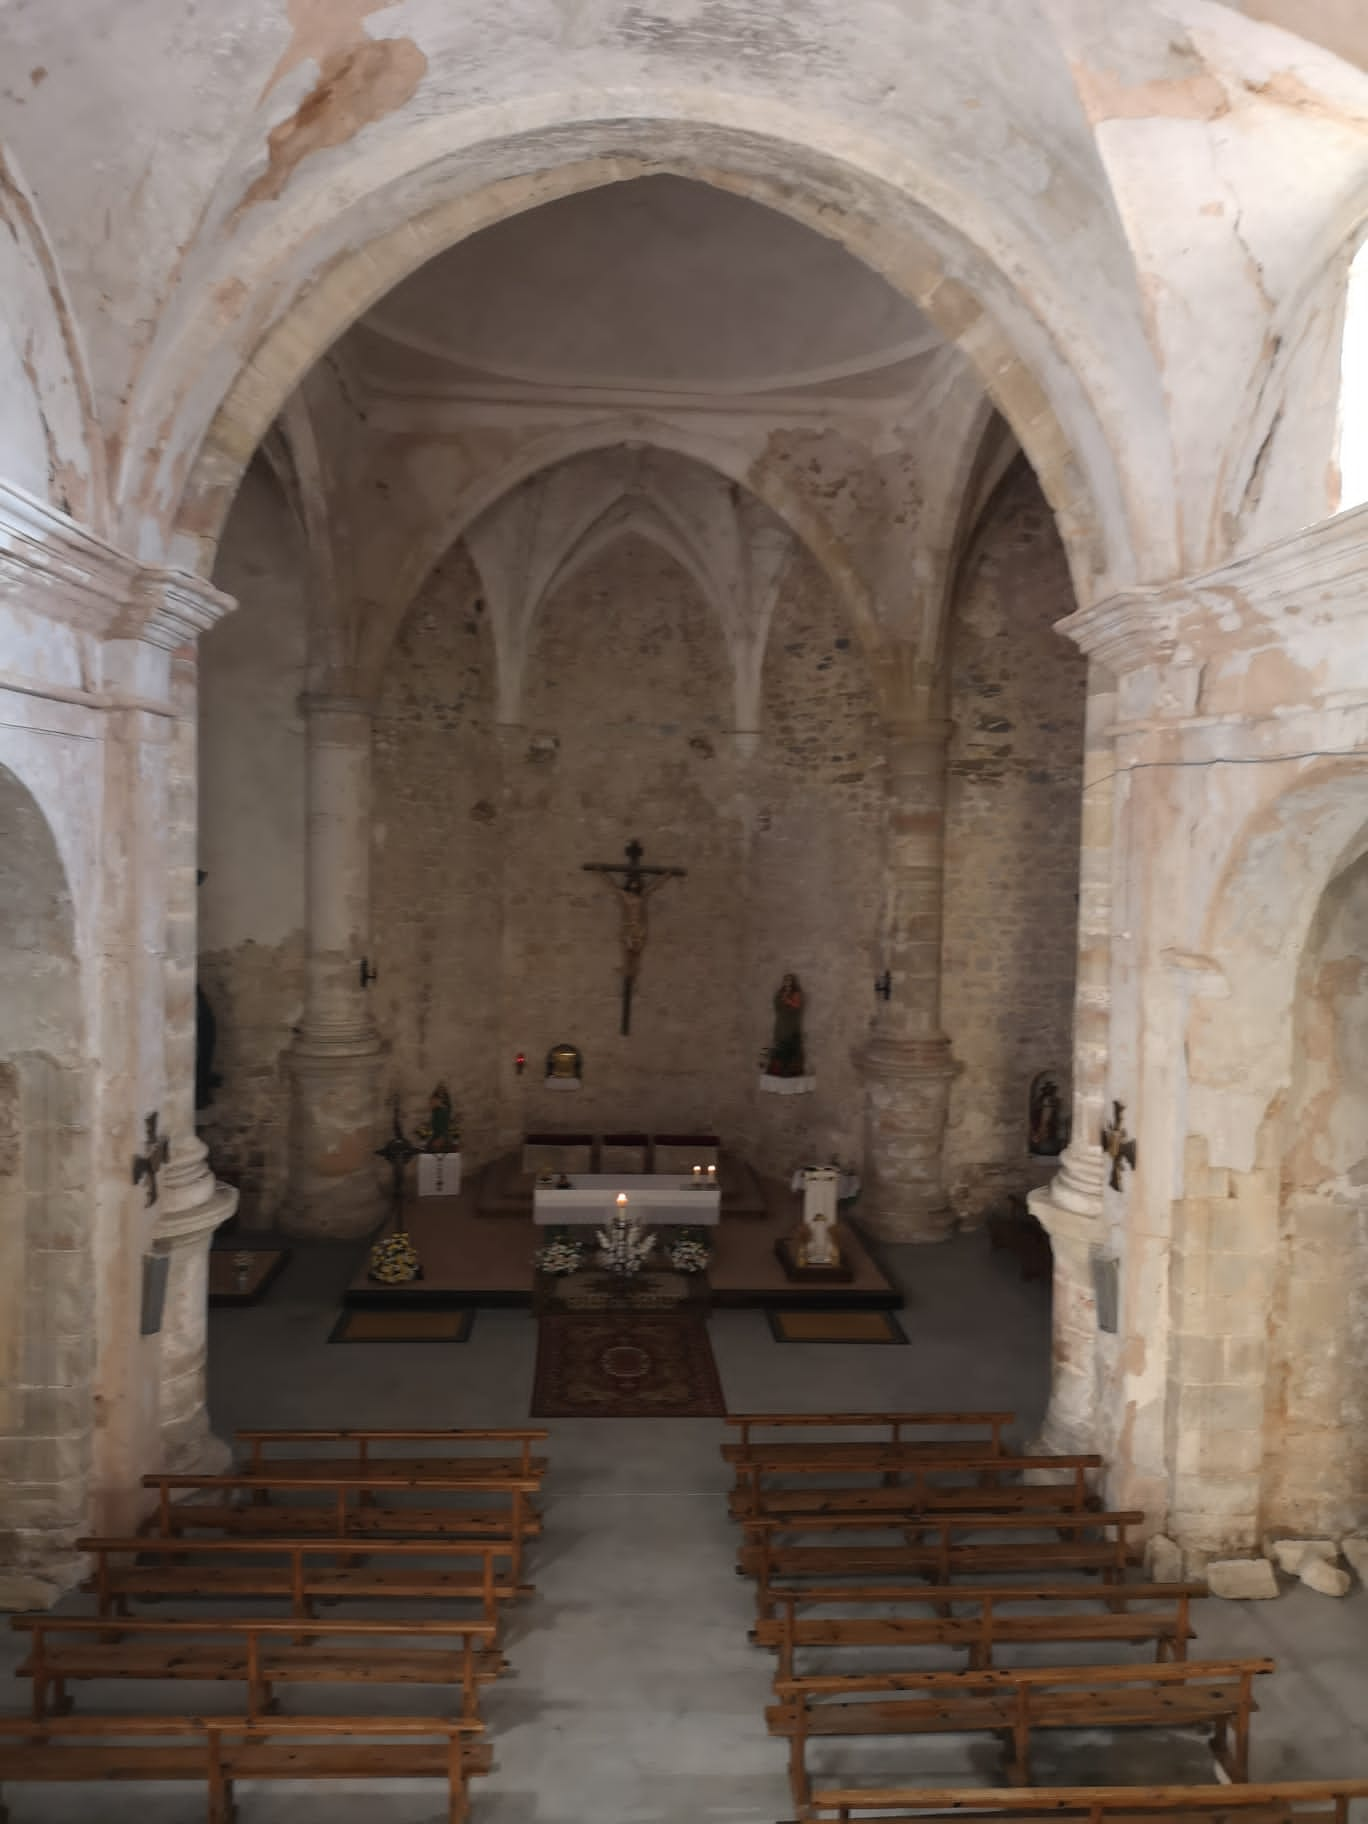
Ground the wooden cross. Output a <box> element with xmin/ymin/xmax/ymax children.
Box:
<box><xmin>582</xmin><ymin>838</ymin><xmax>687</xmax><ymax>1035</ymax></box>
<box><xmin>1101</xmin><ymin>1099</ymin><xmax>1137</xmax><ymax>1191</ymax></box>
<box><xmin>132</xmin><ymin>1112</ymin><xmax>170</xmax><ymax>1207</ymax></box>
<box><xmin>374</xmin><ymin>1096</ymin><xmax>420</xmax><ymax>1220</ymax></box>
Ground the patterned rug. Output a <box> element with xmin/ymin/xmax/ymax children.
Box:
<box><xmin>531</xmin><ymin>1313</ymin><xmax>726</xmax><ymax>1417</ymax></box>
<box><xmin>329</xmin><ymin>1308</ymin><xmax>474</xmax><ymax>1344</ymax></box>
<box><xmin>766</xmin><ymin>1308</ymin><xmax>907</xmax><ymax>1344</ymax></box>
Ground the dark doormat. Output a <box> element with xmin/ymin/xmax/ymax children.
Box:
<box><xmin>766</xmin><ymin>1307</ymin><xmax>907</xmax><ymax>1344</ymax></box>
<box><xmin>531</xmin><ymin>1313</ymin><xmax>726</xmax><ymax>1416</ymax></box>
<box><xmin>329</xmin><ymin>1307</ymin><xmax>475</xmax><ymax>1344</ymax></box>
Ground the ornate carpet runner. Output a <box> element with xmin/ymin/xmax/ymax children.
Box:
<box><xmin>531</xmin><ymin>1313</ymin><xmax>726</xmax><ymax>1417</ymax></box>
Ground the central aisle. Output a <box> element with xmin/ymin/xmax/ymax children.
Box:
<box><xmin>196</xmin><ymin>1232</ymin><xmax>1051</xmax><ymax>1821</ymax></box>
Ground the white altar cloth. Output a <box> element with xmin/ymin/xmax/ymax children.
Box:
<box><xmin>533</xmin><ymin>1172</ymin><xmax>721</xmax><ymax>1227</ymax></box>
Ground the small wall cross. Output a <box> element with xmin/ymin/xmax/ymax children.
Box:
<box><xmin>132</xmin><ymin>1112</ymin><xmax>171</xmax><ymax>1207</ymax></box>
<box><xmin>1100</xmin><ymin>1099</ymin><xmax>1137</xmax><ymax>1191</ymax></box>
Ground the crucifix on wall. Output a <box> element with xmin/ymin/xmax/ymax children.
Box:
<box><xmin>583</xmin><ymin>838</ymin><xmax>686</xmax><ymax>1035</ymax></box>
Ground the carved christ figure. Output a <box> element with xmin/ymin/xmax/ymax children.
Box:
<box><xmin>597</xmin><ymin>868</ymin><xmax>672</xmax><ymax>988</ymax></box>
<box><xmin>582</xmin><ymin>839</ymin><xmax>686</xmax><ymax>1035</ymax></box>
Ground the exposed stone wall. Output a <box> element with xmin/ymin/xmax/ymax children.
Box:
<box><xmin>198</xmin><ymin>464</ymin><xmax>308</xmax><ymax>1225</ymax></box>
<box><xmin>371</xmin><ymin>546</ymin><xmax>503</xmax><ymax>1153</ymax></box>
<box><xmin>942</xmin><ymin>459</ymin><xmax>1086</xmax><ymax>1226</ymax></box>
<box><xmin>367</xmin><ymin>533</ymin><xmax>880</xmax><ymax>1174</ymax></box>
<box><xmin>745</xmin><ymin>552</ymin><xmax>885</xmax><ymax>1174</ymax></box>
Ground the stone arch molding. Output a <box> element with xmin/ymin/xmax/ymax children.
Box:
<box><xmin>0</xmin><ymin>143</ymin><xmax>105</xmax><ymax>533</ymax></box>
<box><xmin>354</xmin><ymin>427</ymin><xmax>854</xmax><ymax>718</ymax></box>
<box><xmin>1186</xmin><ymin>759</ymin><xmax>1368</xmax><ymax>1176</ymax></box>
<box><xmin>131</xmin><ymin>107</ymin><xmax>1167</xmax><ymax>605</ymax></box>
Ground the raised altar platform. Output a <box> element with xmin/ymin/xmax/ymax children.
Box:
<box><xmin>345</xmin><ymin>1151</ymin><xmax>899</xmax><ymax>1311</ymax></box>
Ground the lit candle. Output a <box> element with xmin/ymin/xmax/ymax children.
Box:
<box><xmin>616</xmin><ymin>1192</ymin><xmax>628</xmax><ymax>1208</ymax></box>
<box><xmin>693</xmin><ymin>1165</ymin><xmax>702</xmax><ymax>1178</ymax></box>
<box><xmin>706</xmin><ymin>1164</ymin><xmax>717</xmax><ymax>1180</ymax></box>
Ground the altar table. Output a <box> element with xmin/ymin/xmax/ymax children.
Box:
<box><xmin>532</xmin><ymin>1172</ymin><xmax>721</xmax><ymax>1227</ymax></box>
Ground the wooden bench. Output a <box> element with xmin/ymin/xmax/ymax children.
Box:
<box><xmin>13</xmin><ymin>1613</ymin><xmax>502</xmax><ymax>1724</ymax></box>
<box><xmin>782</xmin><ymin>1776</ymin><xmax>1368</xmax><ymax>1824</ymax></box>
<box><xmin>732</xmin><ymin>1466</ymin><xmax>1103</xmax><ymax>1525</ymax></box>
<box><xmin>726</xmin><ymin>1409</ymin><xmax>1015</xmax><ymax>1450</ymax></box>
<box><xmin>740</xmin><ymin>1510</ymin><xmax>1147</xmax><ymax>1617</ymax></box>
<box><xmin>772</xmin><ymin>1656</ymin><xmax>1275</xmax><ymax>1804</ymax></box>
<box><xmin>236</xmin><ymin>1425</ymin><xmax>549</xmax><ymax>1483</ymax></box>
<box><xmin>0</xmin><ymin>1712</ymin><xmax>487</xmax><ymax>1824</ymax></box>
<box><xmin>81</xmin><ymin>1534</ymin><xmax>522</xmax><ymax>1628</ymax></box>
<box><xmin>730</xmin><ymin>1450</ymin><xmax>1102</xmax><ymax>1520</ymax></box>
<box><xmin>141</xmin><ymin>1472</ymin><xmax>540</xmax><ymax>1580</ymax></box>
<box><xmin>753</xmin><ymin>1580</ymin><xmax>1206</xmax><ymax>1682</ymax></box>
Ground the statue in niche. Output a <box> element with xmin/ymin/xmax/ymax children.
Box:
<box><xmin>1028</xmin><ymin>1072</ymin><xmax>1069</xmax><ymax>1156</ymax></box>
<box><xmin>765</xmin><ymin>973</ymin><xmax>807</xmax><ymax>1078</ymax></box>
<box><xmin>419</xmin><ymin>1082</ymin><xmax>458</xmax><ymax>1153</ymax></box>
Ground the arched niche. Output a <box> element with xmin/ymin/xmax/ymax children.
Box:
<box><xmin>0</xmin><ymin>763</ymin><xmax>93</xmax><ymax>1606</ymax></box>
<box><xmin>1266</xmin><ymin>846</ymin><xmax>1368</xmax><ymax>1535</ymax></box>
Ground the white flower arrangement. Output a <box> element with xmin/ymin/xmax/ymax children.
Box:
<box><xmin>596</xmin><ymin>1212</ymin><xmax>656</xmax><ymax>1277</ymax></box>
<box><xmin>535</xmin><ymin>1233</ymin><xmax>584</xmax><ymax>1276</ymax></box>
<box><xmin>668</xmin><ymin>1232</ymin><xmax>711</xmax><ymax>1275</ymax></box>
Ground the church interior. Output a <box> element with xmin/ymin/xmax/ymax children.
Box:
<box><xmin>2</xmin><ymin>1</ymin><xmax>1368</xmax><ymax>1817</ymax></box>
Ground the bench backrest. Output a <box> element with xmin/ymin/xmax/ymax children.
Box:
<box><xmin>726</xmin><ymin>1412</ymin><xmax>1015</xmax><ymax>1452</ymax></box>
<box><xmin>776</xmin><ymin>1655</ymin><xmax>1273</xmax><ymax>1699</ymax></box>
<box><xmin>803</xmin><ymin>1779</ymin><xmax>1368</xmax><ymax>1822</ymax></box>
<box><xmin>237</xmin><ymin>1427</ymin><xmax>548</xmax><ymax>1476</ymax></box>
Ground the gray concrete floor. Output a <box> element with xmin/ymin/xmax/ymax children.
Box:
<box><xmin>3</xmin><ymin>1229</ymin><xmax>1366</xmax><ymax>1821</ymax></box>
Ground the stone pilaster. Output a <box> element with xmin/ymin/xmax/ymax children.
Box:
<box><xmin>283</xmin><ymin>692</ymin><xmax>384</xmax><ymax>1238</ymax></box>
<box><xmin>857</xmin><ymin>721</ymin><xmax>955</xmax><ymax>1242</ymax></box>
<box><xmin>1028</xmin><ymin>662</ymin><xmax>1116</xmax><ymax>1454</ymax></box>
<box><xmin>140</xmin><ymin>572</ymin><xmax>239</xmax><ymax>1471</ymax></box>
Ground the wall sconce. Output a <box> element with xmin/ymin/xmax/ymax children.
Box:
<box><xmin>874</xmin><ymin>970</ymin><xmax>892</xmax><ymax>1002</ymax></box>
<box><xmin>359</xmin><ymin>957</ymin><xmax>377</xmax><ymax>988</ymax></box>
<box><xmin>514</xmin><ymin>1052</ymin><xmax>526</xmax><ymax>1077</ymax></box>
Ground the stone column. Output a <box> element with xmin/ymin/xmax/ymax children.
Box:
<box><xmin>283</xmin><ymin>692</ymin><xmax>384</xmax><ymax>1237</ymax></box>
<box><xmin>1028</xmin><ymin>662</ymin><xmax>1117</xmax><ymax>1455</ymax></box>
<box><xmin>144</xmin><ymin>575</ymin><xmax>239</xmax><ymax>1471</ymax></box>
<box><xmin>857</xmin><ymin>720</ymin><xmax>956</xmax><ymax>1242</ymax></box>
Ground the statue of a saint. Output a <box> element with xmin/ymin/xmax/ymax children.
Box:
<box><xmin>766</xmin><ymin>973</ymin><xmax>807</xmax><ymax>1078</ymax></box>
<box><xmin>1028</xmin><ymin>1073</ymin><xmax>1067</xmax><ymax>1156</ymax></box>
<box><xmin>423</xmin><ymin>1082</ymin><xmax>457</xmax><ymax>1153</ymax></box>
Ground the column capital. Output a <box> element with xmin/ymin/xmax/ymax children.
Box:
<box><xmin>299</xmin><ymin>691</ymin><xmax>375</xmax><ymax>729</ymax></box>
